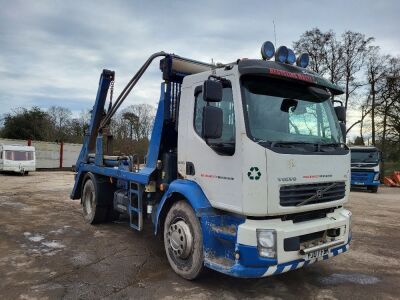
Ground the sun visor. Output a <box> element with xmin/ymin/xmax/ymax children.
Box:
<box><xmin>238</xmin><ymin>59</ymin><xmax>344</xmax><ymax>95</ymax></box>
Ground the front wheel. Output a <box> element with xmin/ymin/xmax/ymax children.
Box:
<box><xmin>368</xmin><ymin>185</ymin><xmax>378</xmax><ymax>193</ymax></box>
<box><xmin>163</xmin><ymin>200</ymin><xmax>204</xmax><ymax>280</ymax></box>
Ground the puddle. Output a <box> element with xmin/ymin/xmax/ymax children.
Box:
<box><xmin>319</xmin><ymin>273</ymin><xmax>380</xmax><ymax>285</ymax></box>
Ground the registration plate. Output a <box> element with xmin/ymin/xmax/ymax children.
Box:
<box><xmin>353</xmin><ymin>182</ymin><xmax>365</xmax><ymax>185</ymax></box>
<box><xmin>306</xmin><ymin>248</ymin><xmax>328</xmax><ymax>260</ymax></box>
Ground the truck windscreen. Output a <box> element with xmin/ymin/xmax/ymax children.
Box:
<box><xmin>241</xmin><ymin>75</ymin><xmax>343</xmax><ymax>147</ymax></box>
<box><xmin>351</xmin><ymin>151</ymin><xmax>379</xmax><ymax>164</ymax></box>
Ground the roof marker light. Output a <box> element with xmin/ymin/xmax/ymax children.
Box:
<box><xmin>275</xmin><ymin>46</ymin><xmax>288</xmax><ymax>63</ymax></box>
<box><xmin>296</xmin><ymin>53</ymin><xmax>309</xmax><ymax>68</ymax></box>
<box><xmin>261</xmin><ymin>41</ymin><xmax>275</xmax><ymax>60</ymax></box>
<box><xmin>286</xmin><ymin>49</ymin><xmax>296</xmax><ymax>65</ymax></box>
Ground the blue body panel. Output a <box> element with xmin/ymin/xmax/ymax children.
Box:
<box><xmin>351</xmin><ymin>170</ymin><xmax>379</xmax><ymax>186</ymax></box>
<box><xmin>145</xmin><ymin>84</ymin><xmax>166</xmax><ymax>170</ymax></box>
<box><xmin>154</xmin><ymin>179</ymin><xmax>214</xmax><ymax>234</ymax></box>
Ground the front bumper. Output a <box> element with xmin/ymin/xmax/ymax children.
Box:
<box><xmin>351</xmin><ymin>171</ymin><xmax>379</xmax><ymax>186</ymax></box>
<box><xmin>204</xmin><ymin>208</ymin><xmax>351</xmax><ymax>278</ymax></box>
<box><xmin>205</xmin><ymin>242</ymin><xmax>350</xmax><ymax>278</ymax></box>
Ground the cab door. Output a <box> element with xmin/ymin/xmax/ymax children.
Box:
<box><xmin>178</xmin><ymin>75</ymin><xmax>243</xmax><ymax>214</ymax></box>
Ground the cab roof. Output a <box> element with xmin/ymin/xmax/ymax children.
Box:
<box><xmin>238</xmin><ymin>59</ymin><xmax>344</xmax><ymax>95</ymax></box>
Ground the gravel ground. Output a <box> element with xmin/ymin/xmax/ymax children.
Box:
<box><xmin>0</xmin><ymin>171</ymin><xmax>399</xmax><ymax>299</ymax></box>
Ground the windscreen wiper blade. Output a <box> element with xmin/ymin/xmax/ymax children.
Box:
<box><xmin>270</xmin><ymin>141</ymin><xmax>317</xmax><ymax>147</ymax></box>
<box><xmin>320</xmin><ymin>142</ymin><xmax>347</xmax><ymax>148</ymax></box>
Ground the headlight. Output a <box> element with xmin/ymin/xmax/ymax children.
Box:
<box><xmin>374</xmin><ymin>172</ymin><xmax>380</xmax><ymax>181</ymax></box>
<box><xmin>257</xmin><ymin>229</ymin><xmax>277</xmax><ymax>258</ymax></box>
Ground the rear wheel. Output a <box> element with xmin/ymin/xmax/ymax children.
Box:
<box><xmin>82</xmin><ymin>174</ymin><xmax>108</xmax><ymax>224</ymax></box>
<box><xmin>163</xmin><ymin>200</ymin><xmax>204</xmax><ymax>280</ymax></box>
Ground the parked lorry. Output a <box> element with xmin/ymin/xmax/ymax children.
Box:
<box><xmin>0</xmin><ymin>144</ymin><xmax>36</xmax><ymax>175</ymax></box>
<box><xmin>71</xmin><ymin>42</ymin><xmax>352</xmax><ymax>279</ymax></box>
<box><xmin>350</xmin><ymin>146</ymin><xmax>381</xmax><ymax>193</ymax></box>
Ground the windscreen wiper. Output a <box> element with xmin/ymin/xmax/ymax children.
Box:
<box><xmin>320</xmin><ymin>142</ymin><xmax>347</xmax><ymax>148</ymax></box>
<box><xmin>270</xmin><ymin>141</ymin><xmax>317</xmax><ymax>148</ymax></box>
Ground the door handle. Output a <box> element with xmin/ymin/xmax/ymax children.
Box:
<box><xmin>186</xmin><ymin>162</ymin><xmax>195</xmax><ymax>176</ymax></box>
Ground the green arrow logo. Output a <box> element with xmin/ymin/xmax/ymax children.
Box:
<box><xmin>247</xmin><ymin>166</ymin><xmax>261</xmax><ymax>180</ymax></box>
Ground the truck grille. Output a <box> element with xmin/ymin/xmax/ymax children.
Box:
<box><xmin>280</xmin><ymin>182</ymin><xmax>345</xmax><ymax>207</ymax></box>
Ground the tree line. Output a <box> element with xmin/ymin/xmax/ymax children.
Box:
<box><xmin>293</xmin><ymin>28</ymin><xmax>400</xmax><ymax>172</ymax></box>
<box><xmin>0</xmin><ymin>104</ymin><xmax>155</xmax><ymax>159</ymax></box>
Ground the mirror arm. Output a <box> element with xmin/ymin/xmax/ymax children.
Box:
<box><xmin>208</xmin><ymin>75</ymin><xmax>230</xmax><ymax>85</ymax></box>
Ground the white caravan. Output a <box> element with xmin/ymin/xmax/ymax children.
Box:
<box><xmin>0</xmin><ymin>144</ymin><xmax>36</xmax><ymax>174</ymax></box>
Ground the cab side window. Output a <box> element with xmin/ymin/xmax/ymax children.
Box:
<box><xmin>194</xmin><ymin>85</ymin><xmax>235</xmax><ymax>156</ymax></box>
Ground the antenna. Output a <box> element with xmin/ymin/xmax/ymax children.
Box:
<box><xmin>273</xmin><ymin>20</ymin><xmax>277</xmax><ymax>45</ymax></box>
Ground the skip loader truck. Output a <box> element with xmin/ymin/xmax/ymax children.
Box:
<box><xmin>71</xmin><ymin>41</ymin><xmax>352</xmax><ymax>279</ymax></box>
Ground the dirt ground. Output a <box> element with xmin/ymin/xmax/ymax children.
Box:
<box><xmin>0</xmin><ymin>171</ymin><xmax>399</xmax><ymax>300</ymax></box>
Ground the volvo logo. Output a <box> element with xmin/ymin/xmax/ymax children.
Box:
<box><xmin>316</xmin><ymin>189</ymin><xmax>323</xmax><ymax>199</ymax></box>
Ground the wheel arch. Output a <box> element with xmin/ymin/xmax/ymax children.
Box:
<box><xmin>154</xmin><ymin>179</ymin><xmax>213</xmax><ymax>235</ymax></box>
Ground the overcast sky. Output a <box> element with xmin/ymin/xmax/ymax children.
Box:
<box><xmin>0</xmin><ymin>0</ymin><xmax>399</xmax><ymax>137</ymax></box>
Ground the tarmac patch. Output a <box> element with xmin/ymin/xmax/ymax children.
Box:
<box><xmin>318</xmin><ymin>273</ymin><xmax>380</xmax><ymax>285</ymax></box>
<box><xmin>0</xmin><ymin>196</ymin><xmax>26</xmax><ymax>208</ymax></box>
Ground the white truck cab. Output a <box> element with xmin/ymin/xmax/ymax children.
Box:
<box><xmin>177</xmin><ymin>59</ymin><xmax>351</xmax><ymax>276</ymax></box>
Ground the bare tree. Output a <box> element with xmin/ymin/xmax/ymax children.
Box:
<box><xmin>324</xmin><ymin>33</ymin><xmax>344</xmax><ymax>85</ymax></box>
<box><xmin>47</xmin><ymin>106</ymin><xmax>72</xmax><ymax>141</ymax></box>
<box><xmin>365</xmin><ymin>46</ymin><xmax>389</xmax><ymax>145</ymax></box>
<box><xmin>122</xmin><ymin>111</ymin><xmax>139</xmax><ymax>140</ymax></box>
<box><xmin>341</xmin><ymin>31</ymin><xmax>374</xmax><ymax>109</ymax></box>
<box><xmin>293</xmin><ymin>28</ymin><xmax>331</xmax><ymax>75</ymax></box>
<box><xmin>110</xmin><ymin>104</ymin><xmax>156</xmax><ymax>140</ymax></box>
<box><xmin>122</xmin><ymin>104</ymin><xmax>155</xmax><ymax>140</ymax></box>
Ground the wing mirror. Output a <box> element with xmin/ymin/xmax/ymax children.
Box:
<box><xmin>202</xmin><ymin>106</ymin><xmax>223</xmax><ymax>139</ymax></box>
<box><xmin>203</xmin><ymin>79</ymin><xmax>223</xmax><ymax>102</ymax></box>
<box><xmin>334</xmin><ymin>106</ymin><xmax>346</xmax><ymax>123</ymax></box>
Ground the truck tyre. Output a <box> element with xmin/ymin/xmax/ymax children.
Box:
<box><xmin>163</xmin><ymin>200</ymin><xmax>204</xmax><ymax>280</ymax></box>
<box><xmin>82</xmin><ymin>174</ymin><xmax>108</xmax><ymax>224</ymax></box>
<box><xmin>368</xmin><ymin>185</ymin><xmax>378</xmax><ymax>193</ymax></box>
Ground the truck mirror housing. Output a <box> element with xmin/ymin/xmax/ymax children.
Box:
<box><xmin>202</xmin><ymin>106</ymin><xmax>223</xmax><ymax>139</ymax></box>
<box><xmin>334</xmin><ymin>106</ymin><xmax>346</xmax><ymax>123</ymax></box>
<box><xmin>203</xmin><ymin>80</ymin><xmax>223</xmax><ymax>102</ymax></box>
<box><xmin>339</xmin><ymin>122</ymin><xmax>346</xmax><ymax>142</ymax></box>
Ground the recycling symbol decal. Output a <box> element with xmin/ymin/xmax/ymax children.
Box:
<box><xmin>247</xmin><ymin>166</ymin><xmax>261</xmax><ymax>180</ymax></box>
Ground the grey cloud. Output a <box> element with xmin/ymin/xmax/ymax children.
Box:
<box><xmin>0</xmin><ymin>0</ymin><xmax>399</xmax><ymax>118</ymax></box>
